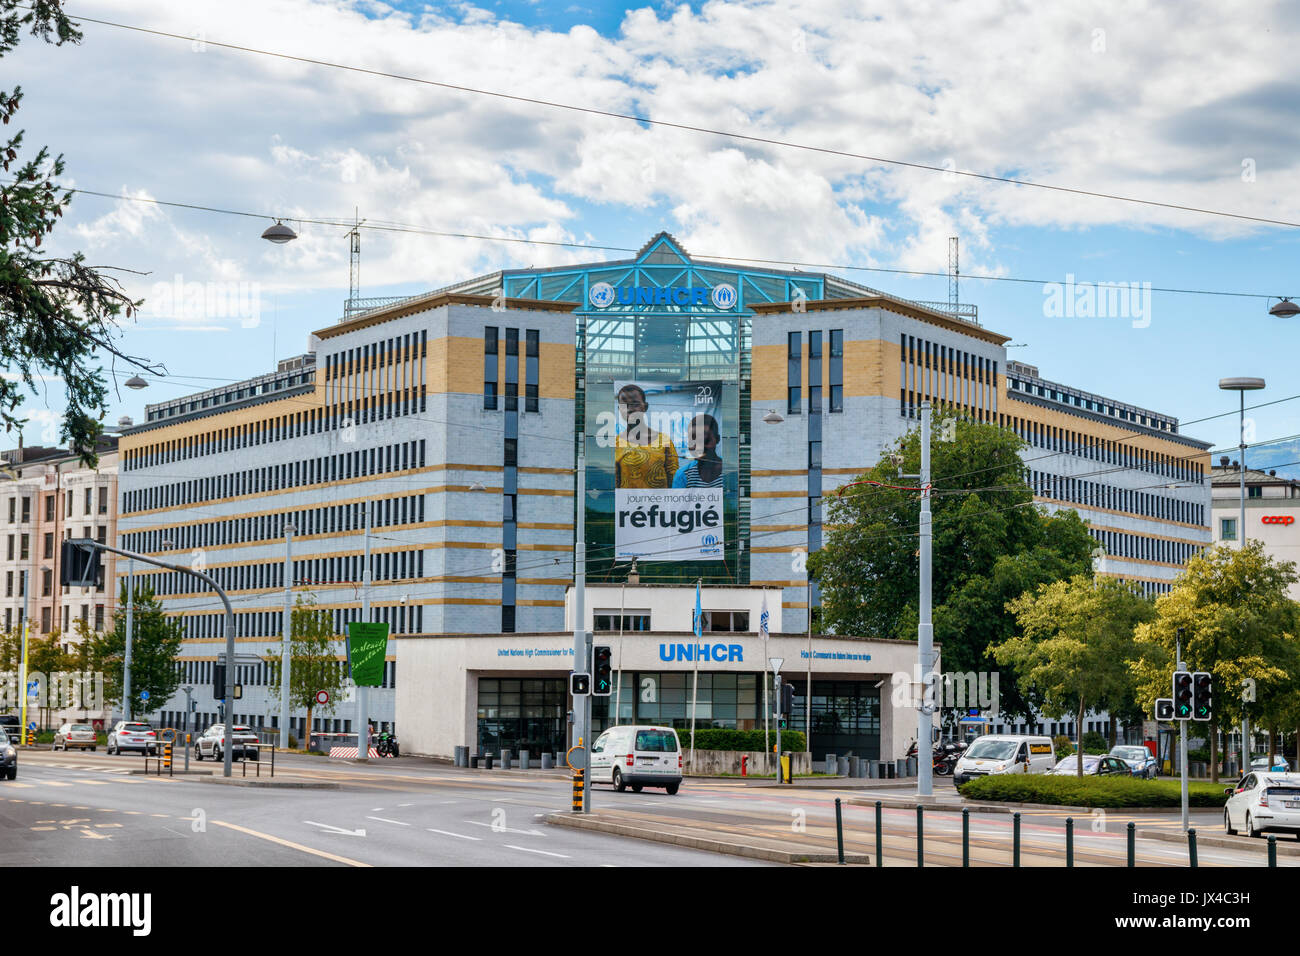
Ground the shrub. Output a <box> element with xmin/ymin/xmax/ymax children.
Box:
<box><xmin>957</xmin><ymin>774</ymin><xmax>1229</xmax><ymax>808</ymax></box>
<box><xmin>1080</xmin><ymin>731</ymin><xmax>1108</xmax><ymax>754</ymax></box>
<box><xmin>676</xmin><ymin>728</ymin><xmax>806</xmax><ymax>753</ymax></box>
<box><xmin>1052</xmin><ymin>735</ymin><xmax>1073</xmax><ymax>760</ymax></box>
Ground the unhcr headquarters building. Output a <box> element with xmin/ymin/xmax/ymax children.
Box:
<box><xmin>117</xmin><ymin>233</ymin><xmax>1213</xmax><ymax>761</ymax></box>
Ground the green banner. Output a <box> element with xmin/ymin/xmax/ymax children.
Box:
<box><xmin>347</xmin><ymin>622</ymin><xmax>390</xmax><ymax>687</ymax></box>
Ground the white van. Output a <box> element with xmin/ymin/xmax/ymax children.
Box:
<box><xmin>953</xmin><ymin>734</ymin><xmax>1055</xmax><ymax>786</ymax></box>
<box><xmin>590</xmin><ymin>725</ymin><xmax>683</xmax><ymax>795</ymax></box>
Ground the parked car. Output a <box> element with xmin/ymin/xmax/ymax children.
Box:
<box><xmin>1250</xmin><ymin>755</ymin><xmax>1292</xmax><ymax>773</ymax></box>
<box><xmin>53</xmin><ymin>723</ymin><xmax>98</xmax><ymax>752</ymax></box>
<box><xmin>1224</xmin><ymin>772</ymin><xmax>1300</xmax><ymax>838</ymax></box>
<box><xmin>107</xmin><ymin>721</ymin><xmax>158</xmax><ymax>756</ymax></box>
<box><xmin>1110</xmin><ymin>744</ymin><xmax>1158</xmax><ymax>778</ymax></box>
<box><xmin>590</xmin><ymin>725</ymin><xmax>682</xmax><ymax>794</ymax></box>
<box><xmin>952</xmin><ymin>734</ymin><xmax>1055</xmax><ymax>786</ymax></box>
<box><xmin>1047</xmin><ymin>754</ymin><xmax>1132</xmax><ymax>776</ymax></box>
<box><xmin>193</xmin><ymin>724</ymin><xmax>260</xmax><ymax>762</ymax></box>
<box><xmin>0</xmin><ymin>714</ymin><xmax>20</xmax><ymax>742</ymax></box>
<box><xmin>0</xmin><ymin>728</ymin><xmax>15</xmax><ymax>779</ymax></box>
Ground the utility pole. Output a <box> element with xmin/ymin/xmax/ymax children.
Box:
<box><xmin>357</xmin><ymin>502</ymin><xmax>371</xmax><ymax>762</ymax></box>
<box><xmin>123</xmin><ymin>558</ymin><xmax>133</xmax><ymax>722</ymax></box>
<box><xmin>182</xmin><ymin>684</ymin><xmax>193</xmax><ymax>771</ymax></box>
<box><xmin>917</xmin><ymin>400</ymin><xmax>935</xmax><ymax>798</ymax></box>
<box><xmin>18</xmin><ymin>570</ymin><xmax>29</xmax><ymax>740</ymax></box>
<box><xmin>279</xmin><ymin>523</ymin><xmax>294</xmax><ymax>750</ymax></box>
<box><xmin>572</xmin><ymin>437</ymin><xmax>590</xmax><ymax>811</ymax></box>
<box><xmin>1176</xmin><ymin>633</ymin><xmax>1189</xmax><ymax>832</ymax></box>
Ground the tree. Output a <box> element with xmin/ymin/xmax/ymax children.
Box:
<box><xmin>85</xmin><ymin>581</ymin><xmax>184</xmax><ymax>720</ymax></box>
<box><xmin>807</xmin><ymin>413</ymin><xmax>1097</xmax><ymax>719</ymax></box>
<box><xmin>264</xmin><ymin>595</ymin><xmax>347</xmax><ymax>749</ymax></box>
<box><xmin>24</xmin><ymin>630</ymin><xmax>72</xmax><ymax>730</ymax></box>
<box><xmin>1</xmin><ymin>1</ymin><xmax>160</xmax><ymax>463</ymax></box>
<box><xmin>995</xmin><ymin>574</ymin><xmax>1155</xmax><ymax>775</ymax></box>
<box><xmin>1130</xmin><ymin>542</ymin><xmax>1300</xmax><ymax>782</ymax></box>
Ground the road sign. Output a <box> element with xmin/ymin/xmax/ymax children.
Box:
<box><xmin>769</xmin><ymin>656</ymin><xmax>783</xmax><ymax>676</ymax></box>
<box><xmin>27</xmin><ymin>722</ymin><xmax>35</xmax><ymax>731</ymax></box>
<box><xmin>315</xmin><ymin>690</ymin><xmax>329</xmax><ymax>705</ymax></box>
<box><xmin>140</xmin><ymin>690</ymin><xmax>150</xmax><ymax>702</ymax></box>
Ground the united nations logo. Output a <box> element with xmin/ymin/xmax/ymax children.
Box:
<box><xmin>700</xmin><ymin>533</ymin><xmax>720</xmax><ymax>554</ymax></box>
<box><xmin>710</xmin><ymin>283</ymin><xmax>738</xmax><ymax>310</ymax></box>
<box><xmin>589</xmin><ymin>282</ymin><xmax>616</xmax><ymax>308</ymax></box>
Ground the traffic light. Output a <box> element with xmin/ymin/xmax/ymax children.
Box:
<box><xmin>778</xmin><ymin>682</ymin><xmax>794</xmax><ymax>728</ymax></box>
<box><xmin>1192</xmin><ymin>672</ymin><xmax>1213</xmax><ymax>721</ymax></box>
<box><xmin>1172</xmin><ymin>671</ymin><xmax>1193</xmax><ymax>720</ymax></box>
<box><xmin>60</xmin><ymin>539</ymin><xmax>101</xmax><ymax>588</ymax></box>
<box><xmin>1155</xmin><ymin>698</ymin><xmax>1174</xmax><ymax>720</ymax></box>
<box><xmin>213</xmin><ymin>663</ymin><xmax>226</xmax><ymax>700</ymax></box>
<box><xmin>592</xmin><ymin>645</ymin><xmax>613</xmax><ymax>697</ymax></box>
<box><xmin>570</xmin><ymin>673</ymin><xmax>590</xmax><ymax>696</ymax></box>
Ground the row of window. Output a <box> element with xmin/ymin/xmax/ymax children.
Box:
<box><xmin>181</xmin><ymin>603</ymin><xmax>424</xmax><ymax>640</ymax></box>
<box><xmin>154</xmin><ymin>713</ymin><xmax>396</xmax><ymax>737</ymax></box>
<box><xmin>786</xmin><ymin>330</ymin><xmax>844</xmax><ymax>415</ymax></box>
<box><xmin>5</xmin><ymin>604</ymin><xmax>103</xmax><ymax>633</ymax></box>
<box><xmin>174</xmin><ymin>658</ymin><xmax>397</xmax><ymax>690</ymax></box>
<box><xmin>123</xmin><ymin>440</ymin><xmax>428</xmax><ymax>514</ymax></box>
<box><xmin>900</xmin><ymin>334</ymin><xmax>998</xmax><ymax>421</ymax></box>
<box><xmin>123</xmin><ymin>496</ymin><xmax>426</xmax><ymax>555</ymax></box>
<box><xmin>588</xmin><ymin>610</ymin><xmax>753</xmax><ymax>632</ymax></box>
<box><xmin>1008</xmin><ymin>377</ymin><xmax>1175</xmax><ymax>432</ymax></box>
<box><xmin>1029</xmin><ymin>470</ymin><xmax>1204</xmax><ymax>524</ymax></box>
<box><xmin>5</xmin><ymin>487</ymin><xmax>110</xmax><ymax>524</ymax></box>
<box><xmin>143</xmin><ymin>550</ymin><xmax>427</xmax><ymax>597</ymax></box>
<box><xmin>1009</xmin><ymin>415</ymin><xmax>1201</xmax><ymax>483</ymax></box>
<box><xmin>484</xmin><ymin>327</ymin><xmax>541</xmax><ymax>412</ymax></box>
<box><xmin>1090</xmin><ymin>527</ymin><xmax>1202</xmax><ymax>566</ymax></box>
<box><xmin>323</xmin><ymin>333</ymin><xmax>428</xmax><ymax>424</ymax></box>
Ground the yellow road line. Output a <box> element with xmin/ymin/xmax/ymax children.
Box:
<box><xmin>210</xmin><ymin>820</ymin><xmax>371</xmax><ymax>868</ymax></box>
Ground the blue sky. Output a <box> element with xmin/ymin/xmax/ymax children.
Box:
<box><xmin>9</xmin><ymin>0</ymin><xmax>1300</xmax><ymax>472</ymax></box>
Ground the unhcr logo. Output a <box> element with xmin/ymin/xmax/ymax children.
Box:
<box><xmin>588</xmin><ymin>282</ymin><xmax>738</xmax><ymax>310</ymax></box>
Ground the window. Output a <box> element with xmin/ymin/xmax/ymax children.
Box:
<box><xmin>94</xmin><ymin>605</ymin><xmax>105</xmax><ymax>632</ymax></box>
<box><xmin>43</xmin><ymin>532</ymin><xmax>53</xmax><ymax>559</ymax></box>
<box><xmin>98</xmin><ymin>486</ymin><xmax>108</xmax><ymax>514</ymax></box>
<box><xmin>20</xmin><ymin>496</ymin><xmax>29</xmax><ymax>523</ymax></box>
<box><xmin>1248</xmin><ymin>486</ymin><xmax>1262</xmax><ymax>499</ymax></box>
<box><xmin>484</xmin><ymin>326</ymin><xmax>499</xmax><ymax>410</ymax></box>
<box><xmin>525</xmin><ymin>329</ymin><xmax>539</xmax><ymax>413</ymax></box>
<box><xmin>84</xmin><ymin>488</ymin><xmax>92</xmax><ymax>515</ymax></box>
<box><xmin>44</xmin><ymin>495</ymin><xmax>54</xmax><ymax>521</ymax></box>
<box><xmin>504</xmin><ymin>328</ymin><xmax>519</xmax><ymax>413</ymax></box>
<box><xmin>787</xmin><ymin>332</ymin><xmax>801</xmax><ymax>414</ymax></box>
<box><xmin>808</xmin><ymin>330</ymin><xmax>822</xmax><ymax>413</ymax></box>
<box><xmin>829</xmin><ymin>329</ymin><xmax>844</xmax><ymax>412</ymax></box>
<box><xmin>1220</xmin><ymin>517</ymin><xmax>1237</xmax><ymax>541</ymax></box>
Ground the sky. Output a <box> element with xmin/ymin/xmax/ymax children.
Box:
<box><xmin>9</xmin><ymin>0</ymin><xmax>1300</xmax><ymax>473</ymax></box>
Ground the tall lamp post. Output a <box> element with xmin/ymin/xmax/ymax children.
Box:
<box><xmin>1218</xmin><ymin>377</ymin><xmax>1265</xmax><ymax>548</ymax></box>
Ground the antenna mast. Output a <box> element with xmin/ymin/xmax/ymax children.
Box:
<box><xmin>948</xmin><ymin>236</ymin><xmax>959</xmax><ymax>313</ymax></box>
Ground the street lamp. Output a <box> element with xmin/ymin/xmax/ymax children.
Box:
<box><xmin>260</xmin><ymin>220</ymin><xmax>298</xmax><ymax>244</ymax></box>
<box><xmin>1218</xmin><ymin>377</ymin><xmax>1265</xmax><ymax>548</ymax></box>
<box><xmin>1268</xmin><ymin>298</ymin><xmax>1299</xmax><ymax>318</ymax></box>
<box><xmin>123</xmin><ymin>375</ymin><xmax>148</xmax><ymax>390</ymax></box>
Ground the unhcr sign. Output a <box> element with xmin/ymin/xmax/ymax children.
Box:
<box><xmin>589</xmin><ymin>282</ymin><xmax>737</xmax><ymax>310</ymax></box>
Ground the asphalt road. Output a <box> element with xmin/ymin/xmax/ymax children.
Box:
<box><xmin>2</xmin><ymin>751</ymin><xmax>768</xmax><ymax>867</ymax></box>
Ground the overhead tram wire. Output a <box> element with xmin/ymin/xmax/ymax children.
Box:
<box><xmin>49</xmin><ymin>183</ymin><xmax>1284</xmax><ymax>304</ymax></box>
<box><xmin>54</xmin><ymin>8</ymin><xmax>1300</xmax><ymax>233</ymax></box>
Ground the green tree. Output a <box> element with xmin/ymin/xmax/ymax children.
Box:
<box><xmin>25</xmin><ymin>630</ymin><xmax>72</xmax><ymax>730</ymax></box>
<box><xmin>264</xmin><ymin>595</ymin><xmax>346</xmax><ymax>748</ymax></box>
<box><xmin>1130</xmin><ymin>542</ymin><xmax>1300</xmax><ymax>782</ymax></box>
<box><xmin>807</xmin><ymin>413</ymin><xmax>1097</xmax><ymax>719</ymax></box>
<box><xmin>86</xmin><ymin>581</ymin><xmax>184</xmax><ymax>720</ymax></box>
<box><xmin>1</xmin><ymin>1</ymin><xmax>160</xmax><ymax>463</ymax></box>
<box><xmin>995</xmin><ymin>574</ymin><xmax>1154</xmax><ymax>775</ymax></box>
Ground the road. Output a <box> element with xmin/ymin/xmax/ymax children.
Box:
<box><xmin>1</xmin><ymin>750</ymin><xmax>767</xmax><ymax>867</ymax></box>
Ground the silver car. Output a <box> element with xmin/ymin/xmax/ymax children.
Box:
<box><xmin>53</xmin><ymin>723</ymin><xmax>97</xmax><ymax>752</ymax></box>
<box><xmin>107</xmin><ymin>721</ymin><xmax>158</xmax><ymax>756</ymax></box>
<box><xmin>193</xmin><ymin>723</ymin><xmax>260</xmax><ymax>762</ymax></box>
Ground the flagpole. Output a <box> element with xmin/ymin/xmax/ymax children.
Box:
<box><xmin>689</xmin><ymin>577</ymin><xmax>701</xmax><ymax>770</ymax></box>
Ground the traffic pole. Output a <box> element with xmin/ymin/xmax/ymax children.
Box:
<box><xmin>279</xmin><ymin>523</ymin><xmax>294</xmax><ymax>750</ymax></box>
<box><xmin>917</xmin><ymin>401</ymin><xmax>934</xmax><ymax>798</ymax></box>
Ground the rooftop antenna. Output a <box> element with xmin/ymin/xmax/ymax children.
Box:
<box><xmin>345</xmin><ymin>208</ymin><xmax>366</xmax><ymax>316</ymax></box>
<box><xmin>948</xmin><ymin>236</ymin><xmax>959</xmax><ymax>313</ymax></box>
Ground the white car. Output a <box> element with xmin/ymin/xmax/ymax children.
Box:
<box><xmin>106</xmin><ymin>721</ymin><xmax>158</xmax><ymax>756</ymax></box>
<box><xmin>1251</xmin><ymin>755</ymin><xmax>1292</xmax><ymax>773</ymax></box>
<box><xmin>1224</xmin><ymin>772</ymin><xmax>1300</xmax><ymax>838</ymax></box>
<box><xmin>53</xmin><ymin>723</ymin><xmax>97</xmax><ymax>751</ymax></box>
<box><xmin>193</xmin><ymin>723</ymin><xmax>260</xmax><ymax>762</ymax></box>
<box><xmin>590</xmin><ymin>725</ymin><xmax>682</xmax><ymax>795</ymax></box>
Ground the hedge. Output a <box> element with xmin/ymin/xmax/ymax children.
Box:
<box><xmin>957</xmin><ymin>774</ymin><xmax>1231</xmax><ymax>808</ymax></box>
<box><xmin>676</xmin><ymin>728</ymin><xmax>807</xmax><ymax>753</ymax></box>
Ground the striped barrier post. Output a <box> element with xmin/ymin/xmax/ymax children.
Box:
<box><xmin>163</xmin><ymin>742</ymin><xmax>173</xmax><ymax>774</ymax></box>
<box><xmin>572</xmin><ymin>769</ymin><xmax>584</xmax><ymax>813</ymax></box>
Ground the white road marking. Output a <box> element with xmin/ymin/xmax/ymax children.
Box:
<box><xmin>505</xmin><ymin>844</ymin><xmax>569</xmax><ymax>858</ymax></box>
<box><xmin>303</xmin><ymin>820</ymin><xmax>367</xmax><ymax>837</ymax></box>
<box><xmin>365</xmin><ymin>816</ymin><xmax>410</xmax><ymax>826</ymax></box>
<box><xmin>427</xmin><ymin>828</ymin><xmax>480</xmax><ymax>841</ymax></box>
<box><xmin>466</xmin><ymin>820</ymin><xmax>546</xmax><ymax>837</ymax></box>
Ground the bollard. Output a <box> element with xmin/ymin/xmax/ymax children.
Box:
<box><xmin>1013</xmin><ymin>812</ymin><xmax>1021</xmax><ymax>867</ymax></box>
<box><xmin>875</xmin><ymin>801</ymin><xmax>883</xmax><ymax>867</ymax></box>
<box><xmin>851</xmin><ymin>756</ymin><xmax>864</xmax><ymax>779</ymax></box>
<box><xmin>1268</xmin><ymin>834</ymin><xmax>1277</xmax><ymax>867</ymax></box>
<box><xmin>163</xmin><ymin>742</ymin><xmax>172</xmax><ymax>772</ymax></box>
<box><xmin>916</xmin><ymin>804</ymin><xmax>924</xmax><ymax>867</ymax></box>
<box><xmin>541</xmin><ymin>752</ymin><xmax>553</xmax><ymax>770</ymax></box>
<box><xmin>1127</xmin><ymin>822</ymin><xmax>1135</xmax><ymax>867</ymax></box>
<box><xmin>470</xmin><ymin>754</ymin><xmax>480</xmax><ymax>769</ymax></box>
<box><xmin>184</xmin><ymin>733</ymin><xmax>190</xmax><ymax>772</ymax></box>
<box><xmin>519</xmin><ymin>749</ymin><xmax>530</xmax><ymax>770</ymax></box>
<box><xmin>499</xmin><ymin>749</ymin><xmax>511</xmax><ymax>771</ymax></box>
<box><xmin>962</xmin><ymin>807</ymin><xmax>970</xmax><ymax>867</ymax></box>
<box><xmin>835</xmin><ymin>798</ymin><xmax>845</xmax><ymax>865</ymax></box>
<box><xmin>868</xmin><ymin>760</ymin><xmax>878</xmax><ymax>779</ymax></box>
<box><xmin>453</xmin><ymin>745</ymin><xmax>466</xmax><ymax>767</ymax></box>
<box><xmin>837</xmin><ymin>755</ymin><xmax>850</xmax><ymax>776</ymax></box>
<box><xmin>1187</xmin><ymin>827</ymin><xmax>1198</xmax><ymax>868</ymax></box>
<box><xmin>825</xmin><ymin>753</ymin><xmax>837</xmax><ymax>775</ymax></box>
<box><xmin>571</xmin><ymin>768</ymin><xmax>584</xmax><ymax>813</ymax></box>
<box><xmin>1066</xmin><ymin>817</ymin><xmax>1074</xmax><ymax>867</ymax></box>
<box><xmin>483</xmin><ymin>753</ymin><xmax>494</xmax><ymax>770</ymax></box>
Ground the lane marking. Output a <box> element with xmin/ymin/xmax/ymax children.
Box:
<box><xmin>303</xmin><ymin>820</ymin><xmax>367</xmax><ymax>837</ymax></box>
<box><xmin>505</xmin><ymin>844</ymin><xmax>569</xmax><ymax>858</ymax></box>
<box><xmin>365</xmin><ymin>816</ymin><xmax>410</xmax><ymax>826</ymax></box>
<box><xmin>466</xmin><ymin>820</ymin><xmax>546</xmax><ymax>837</ymax></box>
<box><xmin>73</xmin><ymin>780</ymin><xmax>110</xmax><ymax>786</ymax></box>
<box><xmin>211</xmin><ymin>821</ymin><xmax>371</xmax><ymax>867</ymax></box>
<box><xmin>427</xmin><ymin>828</ymin><xmax>480</xmax><ymax>841</ymax></box>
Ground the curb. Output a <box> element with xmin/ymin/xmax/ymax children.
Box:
<box><xmin>546</xmin><ymin>812</ymin><xmax>870</xmax><ymax>865</ymax></box>
<box><xmin>128</xmin><ymin>769</ymin><xmax>214</xmax><ymax>776</ymax></box>
<box><xmin>197</xmin><ymin>777</ymin><xmax>341</xmax><ymax>790</ymax></box>
<box><xmin>1136</xmin><ymin>828</ymin><xmax>1300</xmax><ymax>856</ymax></box>
<box><xmin>842</xmin><ymin>796</ymin><xmax>1216</xmax><ymax>815</ymax></box>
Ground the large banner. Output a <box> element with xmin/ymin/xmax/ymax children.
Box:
<box><xmin>613</xmin><ymin>380</ymin><xmax>724</xmax><ymax>561</ymax></box>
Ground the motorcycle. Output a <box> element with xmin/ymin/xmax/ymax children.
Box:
<box><xmin>907</xmin><ymin>738</ymin><xmax>966</xmax><ymax>776</ymax></box>
<box><xmin>374</xmin><ymin>731</ymin><xmax>400</xmax><ymax>758</ymax></box>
